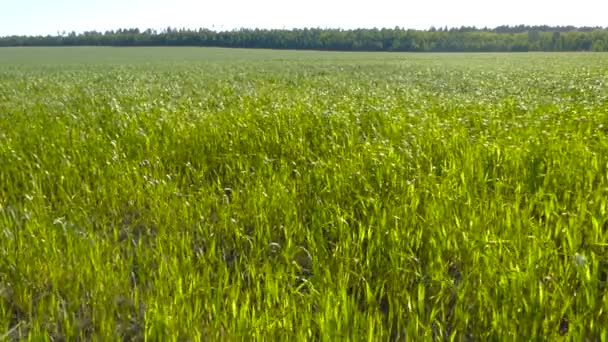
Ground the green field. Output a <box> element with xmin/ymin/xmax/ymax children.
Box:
<box><xmin>1</xmin><ymin>47</ymin><xmax>608</xmax><ymax>340</ymax></box>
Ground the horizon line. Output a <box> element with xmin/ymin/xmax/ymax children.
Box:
<box><xmin>3</xmin><ymin>24</ymin><xmax>608</xmax><ymax>38</ymax></box>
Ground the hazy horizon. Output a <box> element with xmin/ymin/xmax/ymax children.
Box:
<box><xmin>1</xmin><ymin>0</ymin><xmax>606</xmax><ymax>36</ymax></box>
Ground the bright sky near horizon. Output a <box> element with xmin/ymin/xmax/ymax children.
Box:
<box><xmin>1</xmin><ymin>0</ymin><xmax>606</xmax><ymax>36</ymax></box>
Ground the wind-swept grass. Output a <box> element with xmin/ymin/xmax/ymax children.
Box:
<box><xmin>1</xmin><ymin>48</ymin><xmax>608</xmax><ymax>340</ymax></box>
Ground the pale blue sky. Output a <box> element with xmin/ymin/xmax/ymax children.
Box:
<box><xmin>1</xmin><ymin>0</ymin><xmax>606</xmax><ymax>36</ymax></box>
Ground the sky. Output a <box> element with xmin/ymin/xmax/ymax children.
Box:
<box><xmin>1</xmin><ymin>0</ymin><xmax>606</xmax><ymax>36</ymax></box>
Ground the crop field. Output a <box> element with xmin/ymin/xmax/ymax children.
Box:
<box><xmin>1</xmin><ymin>47</ymin><xmax>608</xmax><ymax>340</ymax></box>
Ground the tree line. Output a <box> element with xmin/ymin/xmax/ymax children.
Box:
<box><xmin>2</xmin><ymin>26</ymin><xmax>608</xmax><ymax>52</ymax></box>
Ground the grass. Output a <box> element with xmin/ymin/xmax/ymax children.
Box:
<box><xmin>1</xmin><ymin>47</ymin><xmax>608</xmax><ymax>340</ymax></box>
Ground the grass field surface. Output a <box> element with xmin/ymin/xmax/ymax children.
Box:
<box><xmin>1</xmin><ymin>47</ymin><xmax>608</xmax><ymax>340</ymax></box>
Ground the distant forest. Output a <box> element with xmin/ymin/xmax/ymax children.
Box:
<box><xmin>2</xmin><ymin>26</ymin><xmax>608</xmax><ymax>52</ymax></box>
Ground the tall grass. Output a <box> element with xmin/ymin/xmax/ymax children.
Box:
<box><xmin>1</xmin><ymin>48</ymin><xmax>608</xmax><ymax>340</ymax></box>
